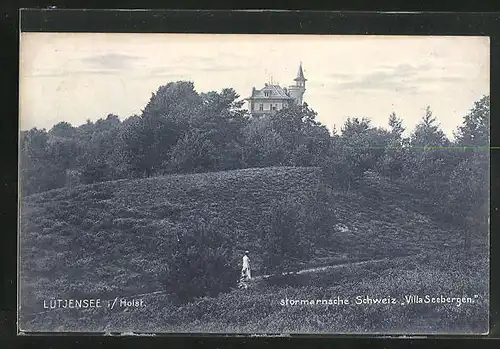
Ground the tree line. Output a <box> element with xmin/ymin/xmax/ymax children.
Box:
<box><xmin>20</xmin><ymin>81</ymin><xmax>489</xmax><ymax>231</ymax></box>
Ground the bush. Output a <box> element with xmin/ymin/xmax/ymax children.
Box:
<box><xmin>163</xmin><ymin>220</ymin><xmax>239</xmax><ymax>302</ymax></box>
<box><xmin>259</xmin><ymin>194</ymin><xmax>315</xmax><ymax>274</ymax></box>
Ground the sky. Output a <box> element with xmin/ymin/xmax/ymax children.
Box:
<box><xmin>19</xmin><ymin>33</ymin><xmax>490</xmax><ymax>138</ymax></box>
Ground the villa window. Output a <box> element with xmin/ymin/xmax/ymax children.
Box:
<box><xmin>259</xmin><ymin>104</ymin><xmax>264</xmax><ymax>111</ymax></box>
<box><xmin>264</xmin><ymin>91</ymin><xmax>271</xmax><ymax>97</ymax></box>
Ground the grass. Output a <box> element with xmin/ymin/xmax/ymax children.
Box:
<box><xmin>18</xmin><ymin>166</ymin><xmax>489</xmax><ymax>334</ymax></box>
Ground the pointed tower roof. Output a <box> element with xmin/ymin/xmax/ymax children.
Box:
<box><xmin>294</xmin><ymin>62</ymin><xmax>307</xmax><ymax>81</ymax></box>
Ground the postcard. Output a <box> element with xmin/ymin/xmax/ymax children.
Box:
<box><xmin>18</xmin><ymin>32</ymin><xmax>490</xmax><ymax>334</ymax></box>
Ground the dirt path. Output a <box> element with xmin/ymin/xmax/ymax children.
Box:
<box><xmin>252</xmin><ymin>253</ymin><xmax>420</xmax><ymax>281</ymax></box>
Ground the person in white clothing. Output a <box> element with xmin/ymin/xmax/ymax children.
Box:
<box><xmin>241</xmin><ymin>251</ymin><xmax>251</xmax><ymax>280</ymax></box>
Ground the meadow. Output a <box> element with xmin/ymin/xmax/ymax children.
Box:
<box><xmin>19</xmin><ymin>166</ymin><xmax>488</xmax><ymax>334</ymax></box>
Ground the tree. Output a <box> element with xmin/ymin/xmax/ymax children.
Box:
<box><xmin>341</xmin><ymin>116</ymin><xmax>371</xmax><ymax>138</ymax></box>
<box><xmin>448</xmin><ymin>96</ymin><xmax>490</xmax><ymax>250</ymax></box>
<box><xmin>143</xmin><ymin>81</ymin><xmax>202</xmax><ymax>125</ymax></box>
<box><xmin>136</xmin><ymin>81</ymin><xmax>204</xmax><ymax>176</ymax></box>
<box><xmin>192</xmin><ymin>88</ymin><xmax>249</xmax><ymax>171</ymax></box>
<box><xmin>119</xmin><ymin>115</ymin><xmax>150</xmax><ymax>178</ymax></box>
<box><xmin>379</xmin><ymin>112</ymin><xmax>407</xmax><ymax>180</ymax></box>
<box><xmin>447</xmin><ymin>151</ymin><xmax>489</xmax><ymax>250</ymax></box>
<box><xmin>20</xmin><ymin>128</ymin><xmax>66</xmax><ymax>195</ymax></box>
<box><xmin>166</xmin><ymin>88</ymin><xmax>249</xmax><ymax>173</ymax></box>
<box><xmin>168</xmin><ymin>129</ymin><xmax>218</xmax><ymax>173</ymax></box>
<box><xmin>454</xmin><ymin>95</ymin><xmax>489</xmax><ymax>147</ymax></box>
<box><xmin>410</xmin><ymin>106</ymin><xmax>448</xmax><ymax>148</ymax></box>
<box><xmin>324</xmin><ymin>117</ymin><xmax>390</xmax><ymax>190</ymax></box>
<box><xmin>243</xmin><ymin>104</ymin><xmax>330</xmax><ymax>168</ymax></box>
<box><xmin>48</xmin><ymin>138</ymin><xmax>79</xmax><ymax>171</ymax></box>
<box><xmin>49</xmin><ymin>121</ymin><xmax>76</xmax><ymax>139</ymax></box>
<box><xmin>76</xmin><ymin>114</ymin><xmax>124</xmax><ymax>183</ymax></box>
<box><xmin>242</xmin><ymin>117</ymin><xmax>289</xmax><ymax>167</ymax></box>
<box><xmin>388</xmin><ymin>112</ymin><xmax>405</xmax><ymax>139</ymax></box>
<box><xmin>403</xmin><ymin>107</ymin><xmax>454</xmax><ymax>199</ymax></box>
<box><xmin>290</xmin><ymin>119</ymin><xmax>331</xmax><ymax>167</ymax></box>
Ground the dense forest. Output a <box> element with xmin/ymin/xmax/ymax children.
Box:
<box><xmin>20</xmin><ymin>81</ymin><xmax>489</xmax><ymax>233</ymax></box>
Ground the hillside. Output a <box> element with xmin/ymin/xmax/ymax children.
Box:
<box><xmin>19</xmin><ymin>166</ymin><xmax>488</xmax><ymax>333</ymax></box>
<box><xmin>19</xmin><ymin>167</ymin><xmax>322</xmax><ymax>310</ymax></box>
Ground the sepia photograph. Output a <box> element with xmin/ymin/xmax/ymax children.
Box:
<box><xmin>18</xmin><ymin>33</ymin><xmax>490</xmax><ymax>334</ymax></box>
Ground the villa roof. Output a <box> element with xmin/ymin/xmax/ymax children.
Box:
<box><xmin>247</xmin><ymin>84</ymin><xmax>293</xmax><ymax>100</ymax></box>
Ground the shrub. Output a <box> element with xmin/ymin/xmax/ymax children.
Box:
<box><xmin>259</xmin><ymin>194</ymin><xmax>315</xmax><ymax>274</ymax></box>
<box><xmin>162</xmin><ymin>220</ymin><xmax>239</xmax><ymax>303</ymax></box>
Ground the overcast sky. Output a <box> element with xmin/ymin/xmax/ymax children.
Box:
<box><xmin>20</xmin><ymin>33</ymin><xmax>489</xmax><ymax>138</ymax></box>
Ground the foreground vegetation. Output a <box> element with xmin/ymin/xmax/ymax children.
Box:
<box><xmin>19</xmin><ymin>166</ymin><xmax>488</xmax><ymax>333</ymax></box>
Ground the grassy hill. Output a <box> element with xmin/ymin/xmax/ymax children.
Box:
<box><xmin>19</xmin><ymin>166</ymin><xmax>488</xmax><ymax>333</ymax></box>
<box><xmin>20</xmin><ymin>167</ymin><xmax>322</xmax><ymax>308</ymax></box>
